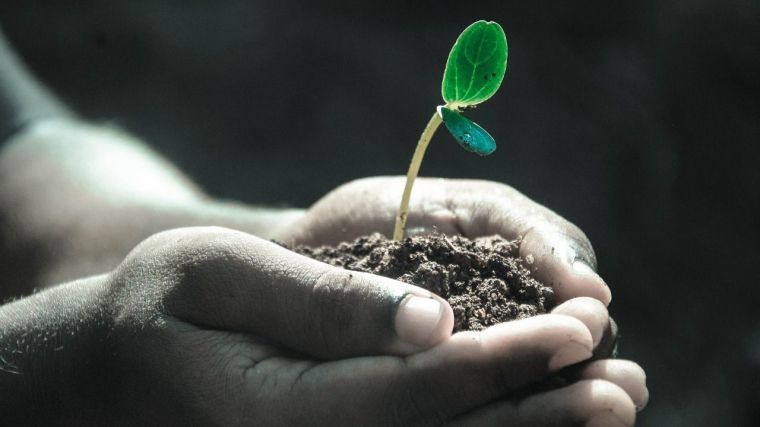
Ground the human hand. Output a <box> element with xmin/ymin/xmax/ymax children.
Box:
<box><xmin>280</xmin><ymin>176</ymin><xmax>611</xmax><ymax>306</ymax></box>
<box><xmin>3</xmin><ymin>226</ymin><xmax>643</xmax><ymax>425</ymax></box>
<box><xmin>277</xmin><ymin>176</ymin><xmax>647</xmax><ymax>422</ymax></box>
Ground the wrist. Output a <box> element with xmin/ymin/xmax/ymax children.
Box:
<box><xmin>0</xmin><ymin>273</ymin><xmax>113</xmax><ymax>423</ymax></box>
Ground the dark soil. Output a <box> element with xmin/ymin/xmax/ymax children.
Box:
<box><xmin>286</xmin><ymin>233</ymin><xmax>555</xmax><ymax>332</ymax></box>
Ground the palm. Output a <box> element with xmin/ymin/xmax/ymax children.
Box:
<box><xmin>101</xmin><ymin>219</ymin><xmax>641</xmax><ymax>426</ymax></box>
<box><xmin>176</xmin><ymin>309</ymin><xmax>634</xmax><ymax>427</ymax></box>
<box><xmin>280</xmin><ymin>177</ymin><xmax>611</xmax><ymax>305</ymax></box>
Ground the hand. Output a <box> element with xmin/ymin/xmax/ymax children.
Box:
<box><xmin>280</xmin><ymin>176</ymin><xmax>611</xmax><ymax>305</ymax></box>
<box><xmin>3</xmin><ymin>227</ymin><xmax>643</xmax><ymax>425</ymax></box>
<box><xmin>278</xmin><ymin>177</ymin><xmax>647</xmax><ymax>423</ymax></box>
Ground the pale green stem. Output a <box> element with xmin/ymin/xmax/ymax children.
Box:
<box><xmin>393</xmin><ymin>110</ymin><xmax>443</xmax><ymax>240</ymax></box>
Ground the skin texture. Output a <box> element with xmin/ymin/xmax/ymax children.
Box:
<box><xmin>2</xmin><ymin>226</ymin><xmax>644</xmax><ymax>426</ymax></box>
<box><xmin>0</xmin><ymin>28</ymin><xmax>646</xmax><ymax>427</ymax></box>
<box><xmin>0</xmin><ymin>123</ymin><xmax>646</xmax><ymax>425</ymax></box>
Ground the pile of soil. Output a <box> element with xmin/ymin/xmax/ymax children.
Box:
<box><xmin>286</xmin><ymin>233</ymin><xmax>555</xmax><ymax>332</ymax></box>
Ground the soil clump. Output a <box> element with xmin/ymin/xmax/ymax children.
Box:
<box><xmin>287</xmin><ymin>233</ymin><xmax>555</xmax><ymax>332</ymax></box>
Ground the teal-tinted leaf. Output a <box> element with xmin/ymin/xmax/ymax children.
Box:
<box><xmin>441</xmin><ymin>21</ymin><xmax>508</xmax><ymax>109</ymax></box>
<box><xmin>438</xmin><ymin>106</ymin><xmax>496</xmax><ymax>156</ymax></box>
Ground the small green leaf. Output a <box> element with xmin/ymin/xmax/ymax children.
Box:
<box><xmin>438</xmin><ymin>106</ymin><xmax>496</xmax><ymax>156</ymax></box>
<box><xmin>441</xmin><ymin>20</ymin><xmax>508</xmax><ymax>109</ymax></box>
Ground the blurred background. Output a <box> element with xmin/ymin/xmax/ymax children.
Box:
<box><xmin>1</xmin><ymin>1</ymin><xmax>758</xmax><ymax>425</ymax></box>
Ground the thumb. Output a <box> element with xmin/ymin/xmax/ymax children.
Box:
<box><xmin>166</xmin><ymin>227</ymin><xmax>455</xmax><ymax>359</ymax></box>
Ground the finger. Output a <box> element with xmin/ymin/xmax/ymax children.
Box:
<box><xmin>263</xmin><ymin>314</ymin><xmax>595</xmax><ymax>426</ymax></box>
<box><xmin>440</xmin><ymin>179</ymin><xmax>611</xmax><ymax>305</ymax></box>
<box><xmin>448</xmin><ymin>379</ymin><xmax>636</xmax><ymax>427</ymax></box>
<box><xmin>520</xmin><ymin>224</ymin><xmax>611</xmax><ymax>305</ymax></box>
<box><xmin>575</xmin><ymin>360</ymin><xmax>649</xmax><ymax>412</ymax></box>
<box><xmin>508</xmin><ymin>355</ymin><xmax>646</xmax><ymax>414</ymax></box>
<box><xmin>407</xmin><ymin>314</ymin><xmax>594</xmax><ymax>397</ymax></box>
<box><xmin>517</xmin><ymin>299</ymin><xmax>616</xmax><ymax>400</ymax></box>
<box><xmin>151</xmin><ymin>227</ymin><xmax>455</xmax><ymax>359</ymax></box>
<box><xmin>551</xmin><ymin>297</ymin><xmax>609</xmax><ymax>348</ymax></box>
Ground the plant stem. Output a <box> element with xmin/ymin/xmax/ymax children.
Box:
<box><xmin>393</xmin><ymin>110</ymin><xmax>443</xmax><ymax>240</ymax></box>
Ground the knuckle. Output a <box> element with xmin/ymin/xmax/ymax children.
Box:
<box><xmin>121</xmin><ymin>226</ymin><xmax>244</xmax><ymax>271</ymax></box>
<box><xmin>156</xmin><ymin>227</ymin><xmax>250</xmax><ymax>280</ymax></box>
<box><xmin>110</xmin><ymin>227</ymin><xmax>248</xmax><ymax>321</ymax></box>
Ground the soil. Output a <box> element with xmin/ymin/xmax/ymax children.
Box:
<box><xmin>286</xmin><ymin>232</ymin><xmax>555</xmax><ymax>332</ymax></box>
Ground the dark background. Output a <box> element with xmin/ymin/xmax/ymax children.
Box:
<box><xmin>1</xmin><ymin>1</ymin><xmax>758</xmax><ymax>425</ymax></box>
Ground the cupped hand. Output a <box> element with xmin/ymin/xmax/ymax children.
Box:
<box><xmin>83</xmin><ymin>226</ymin><xmax>645</xmax><ymax>426</ymax></box>
<box><xmin>279</xmin><ymin>177</ymin><xmax>611</xmax><ymax>306</ymax></box>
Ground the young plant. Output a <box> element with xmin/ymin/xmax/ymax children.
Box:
<box><xmin>393</xmin><ymin>20</ymin><xmax>508</xmax><ymax>240</ymax></box>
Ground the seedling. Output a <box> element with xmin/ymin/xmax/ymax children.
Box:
<box><xmin>393</xmin><ymin>20</ymin><xmax>509</xmax><ymax>240</ymax></box>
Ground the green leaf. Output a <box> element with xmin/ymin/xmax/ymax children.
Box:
<box><xmin>438</xmin><ymin>106</ymin><xmax>496</xmax><ymax>156</ymax></box>
<box><xmin>441</xmin><ymin>20</ymin><xmax>508</xmax><ymax>109</ymax></box>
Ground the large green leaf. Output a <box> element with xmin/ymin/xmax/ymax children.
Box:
<box><xmin>441</xmin><ymin>21</ymin><xmax>508</xmax><ymax>109</ymax></box>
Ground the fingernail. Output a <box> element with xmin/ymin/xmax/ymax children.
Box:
<box><xmin>548</xmin><ymin>341</ymin><xmax>593</xmax><ymax>371</ymax></box>
<box><xmin>395</xmin><ymin>296</ymin><xmax>446</xmax><ymax>348</ymax></box>
<box><xmin>573</xmin><ymin>260</ymin><xmax>612</xmax><ymax>305</ymax></box>
<box><xmin>585</xmin><ymin>413</ymin><xmax>628</xmax><ymax>427</ymax></box>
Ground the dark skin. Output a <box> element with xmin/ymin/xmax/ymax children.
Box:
<box><xmin>0</xmin><ymin>29</ymin><xmax>646</xmax><ymax>426</ymax></box>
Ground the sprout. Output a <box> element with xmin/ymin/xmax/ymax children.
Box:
<box><xmin>393</xmin><ymin>20</ymin><xmax>508</xmax><ymax>240</ymax></box>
